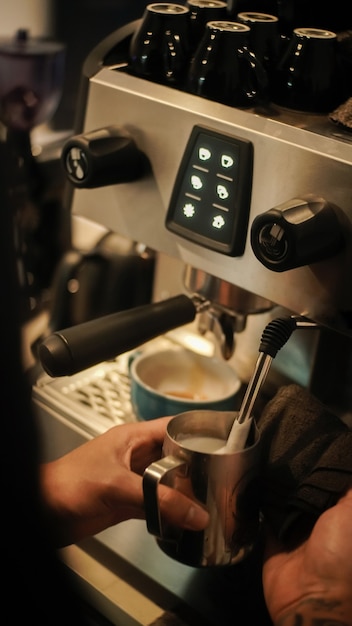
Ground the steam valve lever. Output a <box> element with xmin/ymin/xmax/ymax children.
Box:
<box><xmin>62</xmin><ymin>126</ymin><xmax>147</xmax><ymax>188</ymax></box>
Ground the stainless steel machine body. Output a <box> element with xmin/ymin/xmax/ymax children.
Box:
<box><xmin>70</xmin><ymin>61</ymin><xmax>352</xmax><ymax>333</ymax></box>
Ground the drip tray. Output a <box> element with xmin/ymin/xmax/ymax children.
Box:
<box><xmin>32</xmin><ymin>331</ymin><xmax>211</xmax><ymax>438</ymax></box>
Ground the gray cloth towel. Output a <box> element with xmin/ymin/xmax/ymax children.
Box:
<box><xmin>257</xmin><ymin>384</ymin><xmax>352</xmax><ymax>546</ymax></box>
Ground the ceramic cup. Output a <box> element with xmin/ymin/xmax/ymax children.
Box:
<box><xmin>129</xmin><ymin>347</ymin><xmax>241</xmax><ymax>421</ymax></box>
<box><xmin>186</xmin><ymin>0</ymin><xmax>228</xmax><ymax>53</ymax></box>
<box><xmin>129</xmin><ymin>3</ymin><xmax>191</xmax><ymax>86</ymax></box>
<box><xmin>272</xmin><ymin>27</ymin><xmax>345</xmax><ymax>113</ymax></box>
<box><xmin>187</xmin><ymin>20</ymin><xmax>268</xmax><ymax>107</ymax></box>
<box><xmin>143</xmin><ymin>409</ymin><xmax>261</xmax><ymax>567</ymax></box>
<box><xmin>236</xmin><ymin>11</ymin><xmax>280</xmax><ymax>98</ymax></box>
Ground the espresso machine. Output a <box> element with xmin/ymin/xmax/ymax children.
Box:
<box><xmin>32</xmin><ymin>4</ymin><xmax>352</xmax><ymax>624</ymax></box>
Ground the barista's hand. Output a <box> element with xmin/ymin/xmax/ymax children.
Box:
<box><xmin>262</xmin><ymin>487</ymin><xmax>352</xmax><ymax>626</ymax></box>
<box><xmin>40</xmin><ymin>416</ymin><xmax>209</xmax><ymax>546</ymax></box>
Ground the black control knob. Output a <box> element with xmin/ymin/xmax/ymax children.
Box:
<box><xmin>62</xmin><ymin>126</ymin><xmax>147</xmax><ymax>188</ymax></box>
<box><xmin>250</xmin><ymin>195</ymin><xmax>345</xmax><ymax>272</ymax></box>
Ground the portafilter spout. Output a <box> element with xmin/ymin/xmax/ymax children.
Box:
<box><xmin>183</xmin><ymin>265</ymin><xmax>274</xmax><ymax>359</ymax></box>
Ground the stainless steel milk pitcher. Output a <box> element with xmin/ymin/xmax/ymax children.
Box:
<box><xmin>143</xmin><ymin>410</ymin><xmax>261</xmax><ymax>567</ymax></box>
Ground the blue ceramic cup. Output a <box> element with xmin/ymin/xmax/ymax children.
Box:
<box><xmin>129</xmin><ymin>348</ymin><xmax>242</xmax><ymax>420</ymax></box>
<box><xmin>129</xmin><ymin>3</ymin><xmax>191</xmax><ymax>86</ymax></box>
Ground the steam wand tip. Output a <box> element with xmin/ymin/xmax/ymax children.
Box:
<box><xmin>232</xmin><ymin>315</ymin><xmax>319</xmax><ymax>428</ymax></box>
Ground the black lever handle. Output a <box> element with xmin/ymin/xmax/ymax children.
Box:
<box><xmin>62</xmin><ymin>126</ymin><xmax>147</xmax><ymax>188</ymax></box>
<box><xmin>38</xmin><ymin>295</ymin><xmax>197</xmax><ymax>377</ymax></box>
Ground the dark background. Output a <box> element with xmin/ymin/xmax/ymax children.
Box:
<box><xmin>51</xmin><ymin>0</ymin><xmax>151</xmax><ymax>129</ymax></box>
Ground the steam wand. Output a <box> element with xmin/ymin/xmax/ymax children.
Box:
<box><xmin>223</xmin><ymin>316</ymin><xmax>319</xmax><ymax>452</ymax></box>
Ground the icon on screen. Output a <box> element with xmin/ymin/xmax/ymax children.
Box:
<box><xmin>221</xmin><ymin>154</ymin><xmax>234</xmax><ymax>168</ymax></box>
<box><xmin>191</xmin><ymin>175</ymin><xmax>203</xmax><ymax>190</ymax></box>
<box><xmin>212</xmin><ymin>215</ymin><xmax>226</xmax><ymax>229</ymax></box>
<box><xmin>217</xmin><ymin>184</ymin><xmax>229</xmax><ymax>200</ymax></box>
<box><xmin>199</xmin><ymin>147</ymin><xmax>211</xmax><ymax>161</ymax></box>
<box><xmin>183</xmin><ymin>202</ymin><xmax>196</xmax><ymax>218</ymax></box>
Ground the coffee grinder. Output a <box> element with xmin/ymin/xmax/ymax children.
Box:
<box><xmin>0</xmin><ymin>29</ymin><xmax>67</xmax><ymax>320</ymax></box>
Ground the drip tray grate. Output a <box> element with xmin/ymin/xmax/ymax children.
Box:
<box><xmin>33</xmin><ymin>352</ymin><xmax>137</xmax><ymax>435</ymax></box>
<box><xmin>61</xmin><ymin>365</ymin><xmax>133</xmax><ymax>423</ymax></box>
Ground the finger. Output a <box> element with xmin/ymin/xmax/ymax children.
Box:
<box><xmin>120</xmin><ymin>419</ymin><xmax>210</xmax><ymax>530</ymax></box>
<box><xmin>108</xmin><ymin>469</ymin><xmax>209</xmax><ymax>531</ymax></box>
<box><xmin>133</xmin><ymin>415</ymin><xmax>172</xmax><ymax>440</ymax></box>
<box><xmin>158</xmin><ymin>483</ymin><xmax>210</xmax><ymax>531</ymax></box>
<box><xmin>127</xmin><ymin>416</ymin><xmax>173</xmax><ymax>472</ymax></box>
<box><xmin>130</xmin><ymin>419</ymin><xmax>210</xmax><ymax>529</ymax></box>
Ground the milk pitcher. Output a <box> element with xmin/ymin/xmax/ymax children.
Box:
<box><xmin>143</xmin><ymin>410</ymin><xmax>261</xmax><ymax>567</ymax></box>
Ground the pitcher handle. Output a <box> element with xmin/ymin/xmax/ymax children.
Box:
<box><xmin>143</xmin><ymin>455</ymin><xmax>187</xmax><ymax>538</ymax></box>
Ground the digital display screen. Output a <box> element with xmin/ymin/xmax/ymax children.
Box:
<box><xmin>166</xmin><ymin>126</ymin><xmax>253</xmax><ymax>256</ymax></box>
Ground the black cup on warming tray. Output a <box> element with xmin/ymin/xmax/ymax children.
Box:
<box><xmin>272</xmin><ymin>27</ymin><xmax>347</xmax><ymax>113</ymax></box>
<box><xmin>187</xmin><ymin>20</ymin><xmax>268</xmax><ymax>108</ymax></box>
<box><xmin>186</xmin><ymin>0</ymin><xmax>228</xmax><ymax>54</ymax></box>
<box><xmin>128</xmin><ymin>3</ymin><xmax>191</xmax><ymax>87</ymax></box>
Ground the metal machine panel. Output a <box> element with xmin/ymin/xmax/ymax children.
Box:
<box><xmin>70</xmin><ymin>68</ymin><xmax>352</xmax><ymax>333</ymax></box>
